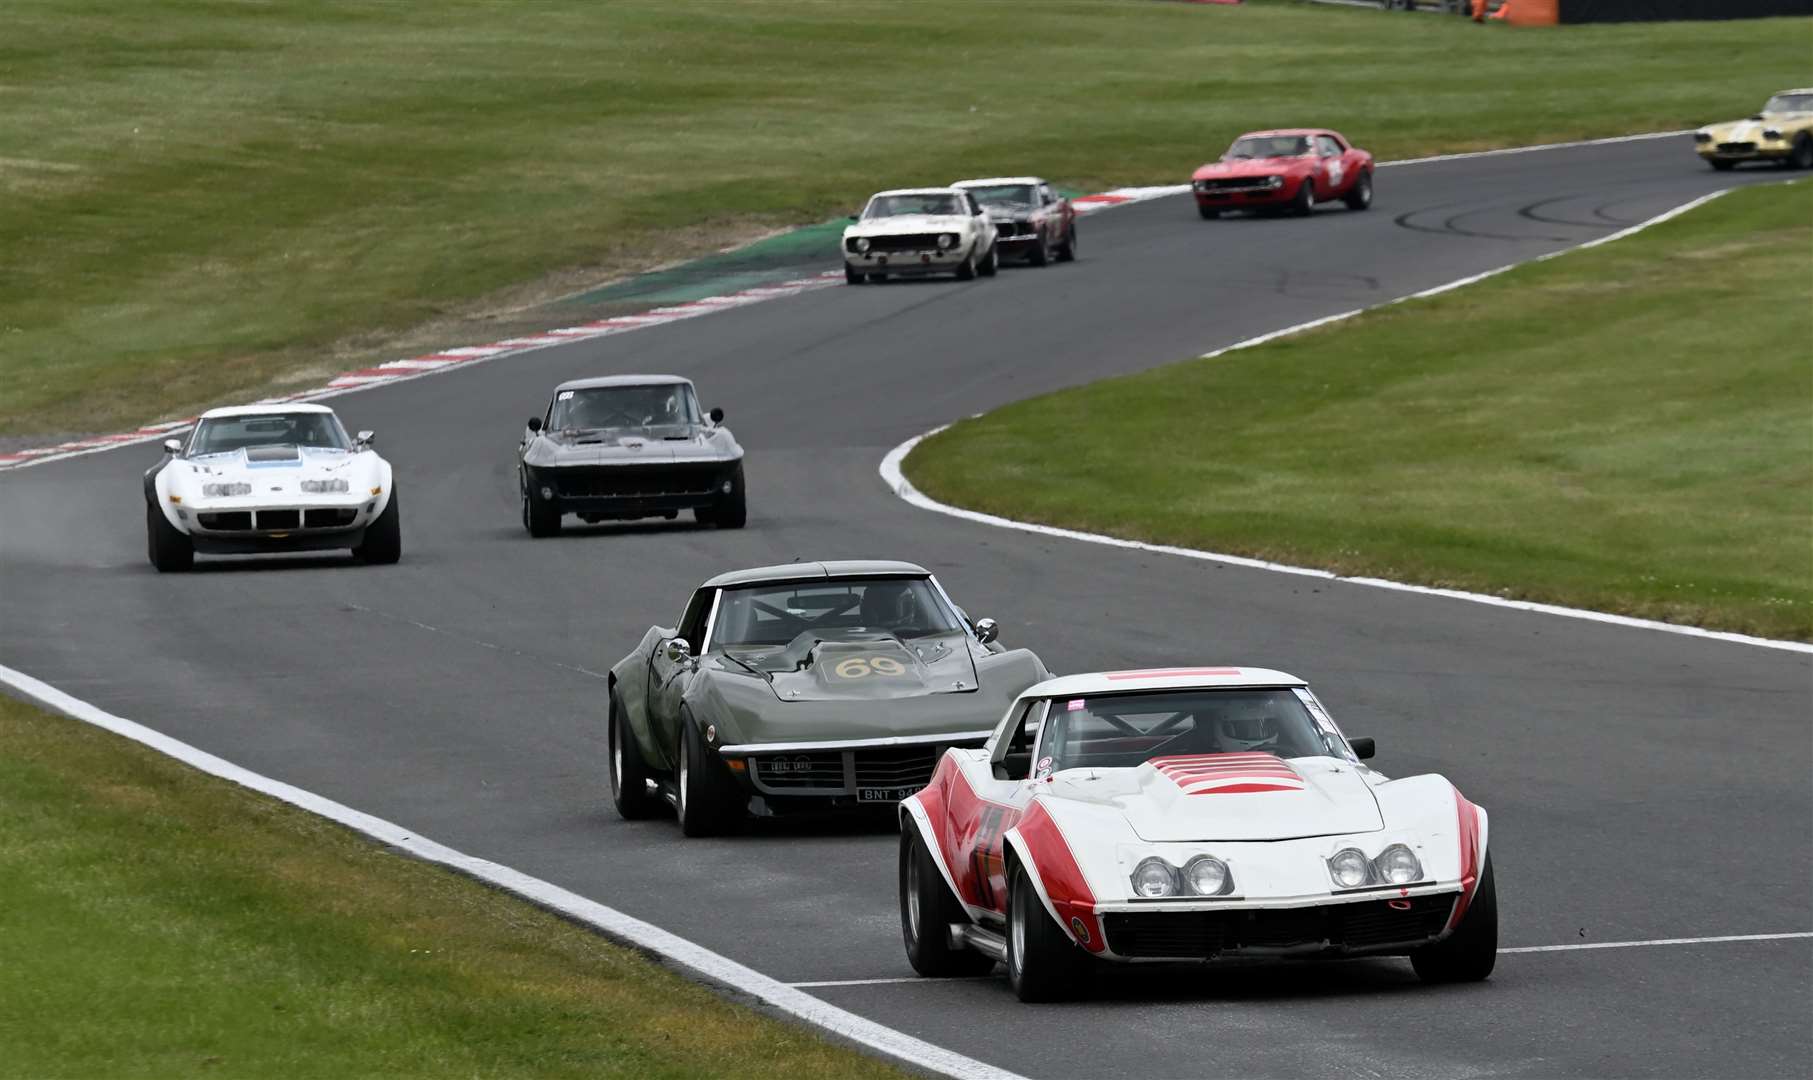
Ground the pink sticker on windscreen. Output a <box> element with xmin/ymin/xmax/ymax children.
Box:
<box><xmin>1067</xmin><ymin>699</ymin><xmax>1086</xmax><ymax>712</ymax></box>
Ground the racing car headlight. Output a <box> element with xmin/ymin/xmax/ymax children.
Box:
<box><xmin>854</xmin><ymin>237</ymin><xmax>871</xmax><ymax>254</ymax></box>
<box><xmin>1327</xmin><ymin>848</ymin><xmax>1371</xmax><ymax>889</ymax></box>
<box><xmin>300</xmin><ymin>478</ymin><xmax>350</xmax><ymax>494</ymax></box>
<box><xmin>1763</xmin><ymin>128</ymin><xmax>1784</xmax><ymax>141</ymax></box>
<box><xmin>937</xmin><ymin>233</ymin><xmax>956</xmax><ymax>250</ymax></box>
<box><xmin>1373</xmin><ymin>844</ymin><xmax>1423</xmax><ymax>885</ymax></box>
<box><xmin>1266</xmin><ymin>176</ymin><xmax>1284</xmax><ymax>189</ymax></box>
<box><xmin>1694</xmin><ymin>132</ymin><xmax>1713</xmax><ymax>143</ymax></box>
<box><xmin>1193</xmin><ymin>180</ymin><xmax>1208</xmax><ymax>192</ymax></box>
<box><xmin>201</xmin><ymin>482</ymin><xmax>252</xmax><ymax>498</ymax></box>
<box><xmin>1130</xmin><ymin>857</ymin><xmax>1177</xmax><ymax>898</ymax></box>
<box><xmin>1182</xmin><ymin>855</ymin><xmax>1233</xmax><ymax>897</ymax></box>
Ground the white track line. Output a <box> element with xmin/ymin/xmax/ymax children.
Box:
<box><xmin>791</xmin><ymin>932</ymin><xmax>1813</xmax><ymax>987</ymax></box>
<box><xmin>0</xmin><ymin>663</ymin><xmax>1025</xmax><ymax>1080</ymax></box>
<box><xmin>1498</xmin><ymin>932</ymin><xmax>1813</xmax><ymax>955</ymax></box>
<box><xmin>881</xmin><ymin>189</ymin><xmax>1813</xmax><ymax>657</ymax></box>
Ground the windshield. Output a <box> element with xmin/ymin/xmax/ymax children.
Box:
<box><xmin>963</xmin><ymin>184</ymin><xmax>1037</xmax><ymax>209</ymax></box>
<box><xmin>865</xmin><ymin>193</ymin><xmax>965</xmax><ymax>219</ymax></box>
<box><xmin>188</xmin><ymin>413</ymin><xmax>350</xmax><ymax>455</ymax></box>
<box><xmin>1037</xmin><ymin>689</ymin><xmax>1347</xmax><ymax>773</ymax></box>
<box><xmin>1226</xmin><ymin>135</ymin><xmax>1312</xmax><ymax>160</ymax></box>
<box><xmin>710</xmin><ymin>577</ymin><xmax>962</xmax><ymax>648</ymax></box>
<box><xmin>550</xmin><ymin>384</ymin><xmax>698</xmax><ymax>431</ymax></box>
<box><xmin>1764</xmin><ymin>93</ymin><xmax>1813</xmax><ymax>113</ymax></box>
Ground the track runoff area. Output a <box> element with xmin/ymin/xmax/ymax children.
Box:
<box><xmin>1</xmin><ymin>135</ymin><xmax>1807</xmax><ymax>1078</ymax></box>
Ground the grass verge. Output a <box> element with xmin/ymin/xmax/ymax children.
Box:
<box><xmin>0</xmin><ymin>692</ymin><xmax>906</xmax><ymax>1080</ymax></box>
<box><xmin>904</xmin><ymin>182</ymin><xmax>1813</xmax><ymax>640</ymax></box>
<box><xmin>3</xmin><ymin>0</ymin><xmax>1810</xmax><ymax>437</ymax></box>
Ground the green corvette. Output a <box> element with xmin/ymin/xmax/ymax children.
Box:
<box><xmin>607</xmin><ymin>560</ymin><xmax>1050</xmax><ymax>836</ymax></box>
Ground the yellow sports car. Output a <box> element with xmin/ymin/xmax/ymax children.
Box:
<box><xmin>1694</xmin><ymin>89</ymin><xmax>1813</xmax><ymax>171</ymax></box>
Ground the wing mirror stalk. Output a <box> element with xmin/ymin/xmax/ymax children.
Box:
<box><xmin>1349</xmin><ymin>736</ymin><xmax>1375</xmax><ymax>760</ymax></box>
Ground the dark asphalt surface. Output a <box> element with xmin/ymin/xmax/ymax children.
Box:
<box><xmin>3</xmin><ymin>135</ymin><xmax>1809</xmax><ymax>1079</ymax></box>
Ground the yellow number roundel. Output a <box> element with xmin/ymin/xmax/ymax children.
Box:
<box><xmin>834</xmin><ymin>655</ymin><xmax>908</xmax><ymax>679</ymax></box>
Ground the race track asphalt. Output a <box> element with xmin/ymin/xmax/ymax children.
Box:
<box><xmin>3</xmin><ymin>135</ymin><xmax>1808</xmax><ymax>1079</ymax></box>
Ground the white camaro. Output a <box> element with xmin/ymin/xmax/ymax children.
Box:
<box><xmin>899</xmin><ymin>667</ymin><xmax>1496</xmax><ymax>1001</ymax></box>
<box><xmin>144</xmin><ymin>404</ymin><xmax>399</xmax><ymax>571</ymax></box>
<box><xmin>842</xmin><ymin>187</ymin><xmax>998</xmax><ymax>284</ymax></box>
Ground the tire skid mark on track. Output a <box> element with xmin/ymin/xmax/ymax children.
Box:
<box><xmin>882</xmin><ymin>188</ymin><xmax>1813</xmax><ymax>657</ymax></box>
<box><xmin>0</xmin><ymin>661</ymin><xmax>1028</xmax><ymax>1080</ymax></box>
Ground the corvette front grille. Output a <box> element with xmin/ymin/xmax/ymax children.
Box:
<box><xmin>1718</xmin><ymin>142</ymin><xmax>1756</xmax><ymax>154</ymax></box>
<box><xmin>1197</xmin><ymin>176</ymin><xmax>1273</xmax><ymax>191</ymax></box>
<box><xmin>853</xmin><ymin>746</ymin><xmax>939</xmax><ymax>789</ymax></box>
<box><xmin>751</xmin><ymin>753</ymin><xmax>845</xmax><ymax>789</ymax></box>
<box><xmin>197</xmin><ymin>511</ymin><xmax>251</xmax><ymax>531</ymax></box>
<box><xmin>744</xmin><ymin>738</ymin><xmax>985</xmax><ymax>797</ymax></box>
<box><xmin>1102</xmin><ymin>895</ymin><xmax>1454</xmax><ymax>959</ymax></box>
<box><xmin>550</xmin><ymin>463</ymin><xmax>724</xmax><ymax>499</ymax></box>
<box><xmin>303</xmin><ymin>507</ymin><xmax>358</xmax><ymax>529</ymax></box>
<box><xmin>256</xmin><ymin>509</ymin><xmax>300</xmax><ymax>530</ymax></box>
<box><xmin>994</xmin><ymin>221</ymin><xmax>1031</xmax><ymax>238</ymax></box>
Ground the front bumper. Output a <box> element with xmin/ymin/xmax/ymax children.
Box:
<box><xmin>1095</xmin><ymin>888</ymin><xmax>1461</xmax><ymax>961</ymax></box>
<box><xmin>1192</xmin><ymin>177</ymin><xmax>1297</xmax><ymax>207</ymax></box>
<box><xmin>176</xmin><ymin>496</ymin><xmax>379</xmax><ymax>553</ymax></box>
<box><xmin>524</xmin><ymin>460</ymin><xmax>738</xmax><ymax>518</ymax></box>
<box><xmin>718</xmin><ymin>732</ymin><xmax>990</xmax><ymax>808</ymax></box>
<box><xmin>1695</xmin><ymin>139</ymin><xmax>1791</xmax><ymax>163</ymax></box>
<box><xmin>845</xmin><ymin>244</ymin><xmax>974</xmax><ymax>276</ymax></box>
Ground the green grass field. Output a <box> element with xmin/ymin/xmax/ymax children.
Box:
<box><xmin>0</xmin><ymin>693</ymin><xmax>906</xmax><ymax>1080</ymax></box>
<box><xmin>905</xmin><ymin>182</ymin><xmax>1813</xmax><ymax>640</ymax></box>
<box><xmin>3</xmin><ymin>0</ymin><xmax>1809</xmax><ymax>438</ymax></box>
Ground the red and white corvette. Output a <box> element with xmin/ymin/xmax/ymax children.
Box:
<box><xmin>1190</xmin><ymin>129</ymin><xmax>1374</xmax><ymax>219</ymax></box>
<box><xmin>897</xmin><ymin>667</ymin><xmax>1495</xmax><ymax>1001</ymax></box>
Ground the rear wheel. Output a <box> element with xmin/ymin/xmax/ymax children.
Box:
<box><xmin>844</xmin><ymin>265</ymin><xmax>866</xmax><ymax>285</ymax></box>
<box><xmin>1343</xmin><ymin>170</ymin><xmax>1374</xmax><ymax>211</ymax></box>
<box><xmin>676</xmin><ymin>711</ymin><xmax>741</xmax><ymax>837</ymax></box>
<box><xmin>355</xmin><ymin>489</ymin><xmax>401</xmax><ymax>564</ymax></box>
<box><xmin>608</xmin><ymin>687</ymin><xmax>659</xmax><ymax>820</ymax></box>
<box><xmin>900</xmin><ymin>827</ymin><xmax>997</xmax><ymax>977</ymax></box>
<box><xmin>145</xmin><ymin>502</ymin><xmax>193</xmax><ymax>573</ymax></box>
<box><xmin>1412</xmin><ymin>853</ymin><xmax>1498</xmax><ymax>983</ymax></box>
<box><xmin>1006</xmin><ymin>865</ymin><xmax>1086</xmax><ymax>1002</ymax></box>
<box><xmin>1791</xmin><ymin>133</ymin><xmax>1813</xmax><ymax>170</ymax></box>
<box><xmin>1056</xmin><ymin>224</ymin><xmax>1078</xmax><ymax>261</ymax></box>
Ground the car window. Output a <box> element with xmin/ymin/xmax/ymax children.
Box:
<box><xmin>865</xmin><ymin>193</ymin><xmax>965</xmax><ymax>218</ymax></box>
<box><xmin>677</xmin><ymin>588</ymin><xmax>714</xmax><ymax>652</ymax></box>
<box><xmin>1764</xmin><ymin>93</ymin><xmax>1813</xmax><ymax>113</ymax></box>
<box><xmin>1039</xmin><ymin>689</ymin><xmax>1346</xmax><ymax>773</ymax></box>
<box><xmin>551</xmin><ymin>384</ymin><xmax>698</xmax><ymax>431</ymax></box>
<box><xmin>993</xmin><ymin>699</ymin><xmax>1047</xmax><ymax>780</ymax></box>
<box><xmin>1227</xmin><ymin>135</ymin><xmax>1312</xmax><ymax>159</ymax></box>
<box><xmin>1316</xmin><ymin>135</ymin><xmax>1342</xmax><ymax>157</ymax></box>
<box><xmin>189</xmin><ymin>413</ymin><xmax>350</xmax><ymax>455</ymax></box>
<box><xmin>965</xmin><ymin>193</ymin><xmax>984</xmax><ymax>215</ymax></box>
<box><xmin>962</xmin><ymin>184</ymin><xmax>1037</xmax><ymax>208</ymax></box>
<box><xmin>709</xmin><ymin>577</ymin><xmax>962</xmax><ymax>649</ymax></box>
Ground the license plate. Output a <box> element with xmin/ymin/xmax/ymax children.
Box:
<box><xmin>858</xmin><ymin>786</ymin><xmax>921</xmax><ymax>803</ymax></box>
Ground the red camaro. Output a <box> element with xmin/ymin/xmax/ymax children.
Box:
<box><xmin>1191</xmin><ymin>129</ymin><xmax>1374</xmax><ymax>219</ymax></box>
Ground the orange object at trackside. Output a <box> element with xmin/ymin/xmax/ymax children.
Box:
<box><xmin>1503</xmin><ymin>0</ymin><xmax>1558</xmax><ymax>23</ymax></box>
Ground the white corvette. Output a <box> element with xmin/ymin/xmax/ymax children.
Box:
<box><xmin>899</xmin><ymin>667</ymin><xmax>1495</xmax><ymax>1001</ymax></box>
<box><xmin>144</xmin><ymin>404</ymin><xmax>399</xmax><ymax>572</ymax></box>
<box><xmin>842</xmin><ymin>187</ymin><xmax>998</xmax><ymax>284</ymax></box>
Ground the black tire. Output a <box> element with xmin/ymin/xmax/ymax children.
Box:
<box><xmin>355</xmin><ymin>488</ymin><xmax>401</xmax><ymax>564</ymax></box>
<box><xmin>1343</xmin><ymin>170</ymin><xmax>1373</xmax><ymax>211</ymax></box>
<box><xmin>1411</xmin><ymin>853</ymin><xmax>1498</xmax><ymax>983</ymax></box>
<box><xmin>1056</xmin><ymin>224</ymin><xmax>1078</xmax><ymax>262</ymax></box>
<box><xmin>954</xmin><ymin>246</ymin><xmax>977</xmax><ymax>281</ymax></box>
<box><xmin>608</xmin><ymin>687</ymin><xmax>659</xmax><ymax>820</ymax></box>
<box><xmin>1708</xmin><ymin>158</ymin><xmax>1737</xmax><ymax>172</ymax></box>
<box><xmin>523</xmin><ymin>480</ymin><xmax>561</xmax><ymax>538</ymax></box>
<box><xmin>1197</xmin><ymin>205</ymin><xmax>1221</xmax><ymax>220</ymax></box>
<box><xmin>145</xmin><ymin>502</ymin><xmax>194</xmax><ymax>573</ymax></box>
<box><xmin>675</xmin><ymin>710</ymin><xmax>741</xmax><ymax>837</ymax></box>
<box><xmin>844</xmin><ymin>265</ymin><xmax>866</xmax><ymax>285</ymax></box>
<box><xmin>1791</xmin><ymin>133</ymin><xmax>1813</xmax><ymax>170</ymax></box>
<box><xmin>979</xmin><ymin>242</ymin><xmax>999</xmax><ymax>277</ymax></box>
<box><xmin>705</xmin><ymin>463</ymin><xmax>746</xmax><ymax>529</ymax></box>
<box><xmin>1290</xmin><ymin>176</ymin><xmax>1316</xmax><ymax>216</ymax></box>
<box><xmin>1028</xmin><ymin>232</ymin><xmax>1050</xmax><ymax>267</ymax></box>
<box><xmin>900</xmin><ymin>828</ymin><xmax>998</xmax><ymax>977</ymax></box>
<box><xmin>1005</xmin><ymin>864</ymin><xmax>1085</xmax><ymax>1002</ymax></box>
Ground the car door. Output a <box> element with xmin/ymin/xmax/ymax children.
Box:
<box><xmin>644</xmin><ymin>587</ymin><xmax>715</xmax><ymax>767</ymax></box>
<box><xmin>1037</xmin><ymin>182</ymin><xmax>1063</xmax><ymax>247</ymax></box>
<box><xmin>964</xmin><ymin>192</ymin><xmax>994</xmax><ymax>255</ymax></box>
<box><xmin>953</xmin><ymin>700</ymin><xmax>1047</xmax><ymax>914</ymax></box>
<box><xmin>1315</xmin><ymin>134</ymin><xmax>1348</xmax><ymax>196</ymax></box>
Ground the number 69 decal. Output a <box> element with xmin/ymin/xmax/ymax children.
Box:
<box><xmin>834</xmin><ymin>655</ymin><xmax>907</xmax><ymax>679</ymax></box>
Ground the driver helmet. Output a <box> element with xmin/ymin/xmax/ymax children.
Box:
<box><xmin>859</xmin><ymin>582</ymin><xmax>920</xmax><ymax>628</ymax></box>
<box><xmin>1212</xmin><ymin>702</ymin><xmax>1283</xmax><ymax>753</ymax></box>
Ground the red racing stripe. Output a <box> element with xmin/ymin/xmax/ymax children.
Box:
<box><xmin>1448</xmin><ymin>790</ymin><xmax>1483</xmax><ymax>929</ymax></box>
<box><xmin>1016</xmin><ymin>801</ymin><xmax>1105</xmax><ymax>953</ymax></box>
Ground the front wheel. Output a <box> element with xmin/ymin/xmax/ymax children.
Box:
<box><xmin>1343</xmin><ymin>170</ymin><xmax>1373</xmax><ymax>211</ymax></box>
<box><xmin>844</xmin><ymin>265</ymin><xmax>866</xmax><ymax>285</ymax></box>
<box><xmin>355</xmin><ymin>488</ymin><xmax>401</xmax><ymax>564</ymax></box>
<box><xmin>676</xmin><ymin>711</ymin><xmax>742</xmax><ymax>837</ymax></box>
<box><xmin>523</xmin><ymin>480</ymin><xmax>561</xmax><ymax>537</ymax></box>
<box><xmin>1056</xmin><ymin>224</ymin><xmax>1078</xmax><ymax>262</ymax></box>
<box><xmin>609</xmin><ymin>687</ymin><xmax>659</xmax><ymax>820</ymax></box>
<box><xmin>954</xmin><ymin>247</ymin><xmax>978</xmax><ymax>281</ymax></box>
<box><xmin>979</xmin><ymin>242</ymin><xmax>998</xmax><ymax>277</ymax></box>
<box><xmin>1197</xmin><ymin>205</ymin><xmax>1221</xmax><ymax>220</ymax></box>
<box><xmin>145</xmin><ymin>502</ymin><xmax>194</xmax><ymax>573</ymax></box>
<box><xmin>901</xmin><ymin>828</ymin><xmax>997</xmax><ymax>977</ymax></box>
<box><xmin>1708</xmin><ymin>158</ymin><xmax>1737</xmax><ymax>171</ymax></box>
<box><xmin>1006</xmin><ymin>865</ymin><xmax>1085</xmax><ymax>1002</ymax></box>
<box><xmin>697</xmin><ymin>463</ymin><xmax>746</xmax><ymax>529</ymax></box>
<box><xmin>1411</xmin><ymin>853</ymin><xmax>1498</xmax><ymax>983</ymax></box>
<box><xmin>1290</xmin><ymin>177</ymin><xmax>1316</xmax><ymax>216</ymax></box>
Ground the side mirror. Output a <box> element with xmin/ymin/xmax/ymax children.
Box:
<box><xmin>162</xmin><ymin>438</ymin><xmax>182</xmax><ymax>455</ymax></box>
<box><xmin>1349</xmin><ymin>736</ymin><xmax>1375</xmax><ymax>760</ymax></box>
<box><xmin>664</xmin><ymin>637</ymin><xmax>695</xmax><ymax>667</ymax></box>
<box><xmin>708</xmin><ymin>406</ymin><xmax>724</xmax><ymax>424</ymax></box>
<box><xmin>355</xmin><ymin>430</ymin><xmax>375</xmax><ymax>447</ymax></box>
<box><xmin>848</xmin><ymin>213</ymin><xmax>859</xmax><ymax>221</ymax></box>
<box><xmin>527</xmin><ymin>416</ymin><xmax>543</xmax><ymax>433</ymax></box>
<box><xmin>973</xmin><ymin>617</ymin><xmax>999</xmax><ymax>645</ymax></box>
